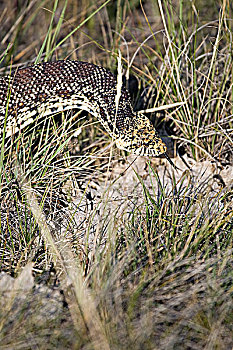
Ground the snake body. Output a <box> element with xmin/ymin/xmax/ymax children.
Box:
<box><xmin>0</xmin><ymin>60</ymin><xmax>167</xmax><ymax>156</ymax></box>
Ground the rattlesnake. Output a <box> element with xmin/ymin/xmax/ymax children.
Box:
<box><xmin>0</xmin><ymin>60</ymin><xmax>172</xmax><ymax>160</ymax></box>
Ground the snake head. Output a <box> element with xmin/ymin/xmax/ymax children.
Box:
<box><xmin>115</xmin><ymin>113</ymin><xmax>167</xmax><ymax>156</ymax></box>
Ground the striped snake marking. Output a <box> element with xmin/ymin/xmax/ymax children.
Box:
<box><xmin>0</xmin><ymin>60</ymin><xmax>169</xmax><ymax>158</ymax></box>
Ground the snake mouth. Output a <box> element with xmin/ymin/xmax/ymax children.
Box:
<box><xmin>133</xmin><ymin>144</ymin><xmax>167</xmax><ymax>157</ymax></box>
<box><xmin>115</xmin><ymin>137</ymin><xmax>167</xmax><ymax>156</ymax></box>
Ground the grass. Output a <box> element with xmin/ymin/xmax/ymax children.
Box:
<box><xmin>0</xmin><ymin>0</ymin><xmax>232</xmax><ymax>349</ymax></box>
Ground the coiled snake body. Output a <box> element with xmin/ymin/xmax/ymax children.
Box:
<box><xmin>0</xmin><ymin>60</ymin><xmax>167</xmax><ymax>157</ymax></box>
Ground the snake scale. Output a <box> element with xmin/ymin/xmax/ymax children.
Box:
<box><xmin>0</xmin><ymin>60</ymin><xmax>170</xmax><ymax>159</ymax></box>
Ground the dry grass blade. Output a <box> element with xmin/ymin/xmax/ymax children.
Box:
<box><xmin>138</xmin><ymin>101</ymin><xmax>185</xmax><ymax>114</ymax></box>
<box><xmin>14</xmin><ymin>164</ymin><xmax>110</xmax><ymax>350</ymax></box>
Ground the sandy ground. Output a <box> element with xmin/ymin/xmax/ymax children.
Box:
<box><xmin>63</xmin><ymin>154</ymin><xmax>233</xmax><ymax>247</ymax></box>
